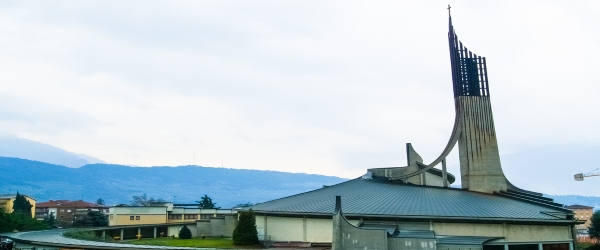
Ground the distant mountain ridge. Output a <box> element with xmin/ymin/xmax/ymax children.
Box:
<box><xmin>0</xmin><ymin>157</ymin><xmax>347</xmax><ymax>208</ymax></box>
<box><xmin>0</xmin><ymin>136</ymin><xmax>105</xmax><ymax>168</ymax></box>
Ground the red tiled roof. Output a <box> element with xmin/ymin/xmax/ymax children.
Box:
<box><xmin>36</xmin><ymin>200</ymin><xmax>108</xmax><ymax>209</ymax></box>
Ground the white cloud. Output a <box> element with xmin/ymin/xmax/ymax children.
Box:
<box><xmin>1</xmin><ymin>1</ymin><xmax>599</xmax><ymax>195</ymax></box>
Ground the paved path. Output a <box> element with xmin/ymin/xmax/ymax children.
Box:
<box><xmin>1</xmin><ymin>229</ymin><xmax>212</xmax><ymax>250</ymax></box>
<box><xmin>1</xmin><ymin>230</ymin><xmax>332</xmax><ymax>249</ymax></box>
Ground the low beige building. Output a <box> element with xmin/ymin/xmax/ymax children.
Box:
<box><xmin>104</xmin><ymin>203</ymin><xmax>237</xmax><ymax>239</ymax></box>
<box><xmin>108</xmin><ymin>202</ymin><xmax>235</xmax><ymax>226</ymax></box>
<box><xmin>0</xmin><ymin>193</ymin><xmax>36</xmax><ymax>218</ymax></box>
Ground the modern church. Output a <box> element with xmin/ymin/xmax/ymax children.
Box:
<box><xmin>247</xmin><ymin>11</ymin><xmax>579</xmax><ymax>250</ymax></box>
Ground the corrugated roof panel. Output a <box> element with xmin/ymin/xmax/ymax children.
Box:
<box><xmin>436</xmin><ymin>236</ymin><xmax>502</xmax><ymax>245</ymax></box>
<box><xmin>249</xmin><ymin>178</ymin><xmax>569</xmax><ymax>221</ymax></box>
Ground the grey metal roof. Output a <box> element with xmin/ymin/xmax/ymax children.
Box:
<box><xmin>398</xmin><ymin>230</ymin><xmax>435</xmax><ymax>239</ymax></box>
<box><xmin>358</xmin><ymin>224</ymin><xmax>398</xmax><ymax>235</ymax></box>
<box><xmin>436</xmin><ymin>235</ymin><xmax>502</xmax><ymax>245</ymax></box>
<box><xmin>249</xmin><ymin>178</ymin><xmax>573</xmax><ymax>222</ymax></box>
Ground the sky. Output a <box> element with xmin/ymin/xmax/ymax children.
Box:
<box><xmin>1</xmin><ymin>1</ymin><xmax>600</xmax><ymax>194</ymax></box>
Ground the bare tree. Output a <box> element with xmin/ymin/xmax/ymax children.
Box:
<box><xmin>130</xmin><ymin>193</ymin><xmax>150</xmax><ymax>206</ymax></box>
<box><xmin>130</xmin><ymin>194</ymin><xmax>166</xmax><ymax>206</ymax></box>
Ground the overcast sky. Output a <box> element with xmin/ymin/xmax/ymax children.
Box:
<box><xmin>1</xmin><ymin>1</ymin><xmax>599</xmax><ymax>194</ymax></box>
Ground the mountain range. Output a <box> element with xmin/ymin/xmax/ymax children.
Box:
<box><xmin>1</xmin><ymin>136</ymin><xmax>599</xmax><ymax>209</ymax></box>
<box><xmin>0</xmin><ymin>157</ymin><xmax>347</xmax><ymax>208</ymax></box>
<box><xmin>0</xmin><ymin>136</ymin><xmax>104</xmax><ymax>168</ymax></box>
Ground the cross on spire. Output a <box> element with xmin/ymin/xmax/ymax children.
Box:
<box><xmin>448</xmin><ymin>5</ymin><xmax>451</xmax><ymax>17</ymax></box>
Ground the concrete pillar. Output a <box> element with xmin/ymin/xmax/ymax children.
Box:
<box><xmin>102</xmin><ymin>230</ymin><xmax>105</xmax><ymax>238</ymax></box>
<box><xmin>154</xmin><ymin>227</ymin><xmax>157</xmax><ymax>238</ymax></box>
<box><xmin>264</xmin><ymin>215</ymin><xmax>268</xmax><ymax>238</ymax></box>
<box><xmin>332</xmin><ymin>196</ymin><xmax>343</xmax><ymax>250</ymax></box>
<box><xmin>442</xmin><ymin>158</ymin><xmax>448</xmax><ymax>187</ymax></box>
<box><xmin>302</xmin><ymin>217</ymin><xmax>307</xmax><ymax>242</ymax></box>
<box><xmin>569</xmin><ymin>242</ymin><xmax>574</xmax><ymax>250</ymax></box>
<box><xmin>538</xmin><ymin>243</ymin><xmax>543</xmax><ymax>250</ymax></box>
<box><xmin>120</xmin><ymin>229</ymin><xmax>124</xmax><ymax>240</ymax></box>
<box><xmin>504</xmin><ymin>244</ymin><xmax>509</xmax><ymax>250</ymax></box>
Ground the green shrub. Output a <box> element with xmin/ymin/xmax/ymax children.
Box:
<box><xmin>232</xmin><ymin>210</ymin><xmax>258</xmax><ymax>245</ymax></box>
<box><xmin>587</xmin><ymin>244</ymin><xmax>600</xmax><ymax>250</ymax></box>
<box><xmin>179</xmin><ymin>225</ymin><xmax>192</xmax><ymax>239</ymax></box>
<box><xmin>0</xmin><ymin>209</ymin><xmax>50</xmax><ymax>233</ymax></box>
<box><xmin>62</xmin><ymin>229</ymin><xmax>109</xmax><ymax>241</ymax></box>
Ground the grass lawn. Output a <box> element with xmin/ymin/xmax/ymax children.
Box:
<box><xmin>123</xmin><ymin>237</ymin><xmax>263</xmax><ymax>249</ymax></box>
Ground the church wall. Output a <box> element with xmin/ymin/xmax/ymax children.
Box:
<box><xmin>256</xmin><ymin>215</ymin><xmax>359</xmax><ymax>243</ymax></box>
<box><xmin>388</xmin><ymin>237</ymin><xmax>436</xmax><ymax>250</ymax></box>
<box><xmin>306</xmin><ymin>218</ymin><xmax>334</xmax><ymax>242</ymax></box>
<box><xmin>433</xmin><ymin>222</ymin><xmax>572</xmax><ymax>242</ymax></box>
<box><xmin>256</xmin><ymin>216</ymin><xmax>572</xmax><ymax>244</ymax></box>
<box><xmin>265</xmin><ymin>216</ymin><xmax>304</xmax><ymax>242</ymax></box>
<box><xmin>433</xmin><ymin>222</ymin><xmax>504</xmax><ymax>237</ymax></box>
<box><xmin>424</xmin><ymin>172</ymin><xmax>444</xmax><ymax>187</ymax></box>
<box><xmin>504</xmin><ymin>224</ymin><xmax>572</xmax><ymax>242</ymax></box>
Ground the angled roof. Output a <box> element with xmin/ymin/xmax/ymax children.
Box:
<box><xmin>37</xmin><ymin>200</ymin><xmax>108</xmax><ymax>209</ymax></box>
<box><xmin>0</xmin><ymin>193</ymin><xmax>36</xmax><ymax>200</ymax></box>
<box><xmin>565</xmin><ymin>204</ymin><xmax>594</xmax><ymax>209</ymax></box>
<box><xmin>249</xmin><ymin>178</ymin><xmax>573</xmax><ymax>223</ymax></box>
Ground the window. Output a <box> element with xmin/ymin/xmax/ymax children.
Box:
<box><xmin>136</xmin><ymin>216</ymin><xmax>140</xmax><ymax>220</ymax></box>
<box><xmin>109</xmin><ymin>215</ymin><xmax>113</xmax><ymax>220</ymax></box>
<box><xmin>130</xmin><ymin>216</ymin><xmax>134</xmax><ymax>220</ymax></box>
<box><xmin>543</xmin><ymin>244</ymin><xmax>569</xmax><ymax>250</ymax></box>
<box><xmin>60</xmin><ymin>209</ymin><xmax>64</xmax><ymax>213</ymax></box>
<box><xmin>509</xmin><ymin>244</ymin><xmax>539</xmax><ymax>250</ymax></box>
<box><xmin>184</xmin><ymin>214</ymin><xmax>198</xmax><ymax>219</ymax></box>
<box><xmin>483</xmin><ymin>245</ymin><xmax>504</xmax><ymax>250</ymax></box>
<box><xmin>201</xmin><ymin>214</ymin><xmax>212</xmax><ymax>219</ymax></box>
<box><xmin>67</xmin><ymin>210</ymin><xmax>71</xmax><ymax>212</ymax></box>
<box><xmin>168</xmin><ymin>214</ymin><xmax>182</xmax><ymax>220</ymax></box>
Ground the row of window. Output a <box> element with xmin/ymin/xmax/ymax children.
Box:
<box><xmin>483</xmin><ymin>243</ymin><xmax>569</xmax><ymax>250</ymax></box>
<box><xmin>167</xmin><ymin>214</ymin><xmax>219</xmax><ymax>220</ymax></box>
<box><xmin>124</xmin><ymin>214</ymin><xmax>226</xmax><ymax>221</ymax></box>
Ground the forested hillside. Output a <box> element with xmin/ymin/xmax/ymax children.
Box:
<box><xmin>0</xmin><ymin>157</ymin><xmax>347</xmax><ymax>207</ymax></box>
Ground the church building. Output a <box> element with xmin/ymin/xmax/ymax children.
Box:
<box><xmin>247</xmin><ymin>10</ymin><xmax>579</xmax><ymax>250</ymax></box>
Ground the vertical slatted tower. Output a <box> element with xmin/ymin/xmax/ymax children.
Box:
<box><xmin>448</xmin><ymin>15</ymin><xmax>510</xmax><ymax>193</ymax></box>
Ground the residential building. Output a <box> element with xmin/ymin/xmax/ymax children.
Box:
<box><xmin>565</xmin><ymin>204</ymin><xmax>594</xmax><ymax>229</ymax></box>
<box><xmin>0</xmin><ymin>194</ymin><xmax>36</xmax><ymax>218</ymax></box>
<box><xmin>35</xmin><ymin>200</ymin><xmax>109</xmax><ymax>227</ymax></box>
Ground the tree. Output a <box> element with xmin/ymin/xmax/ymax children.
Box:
<box><xmin>12</xmin><ymin>192</ymin><xmax>32</xmax><ymax>217</ymax></box>
<box><xmin>179</xmin><ymin>225</ymin><xmax>192</xmax><ymax>239</ymax></box>
<box><xmin>0</xmin><ymin>208</ymin><xmax>50</xmax><ymax>233</ymax></box>
<box><xmin>43</xmin><ymin>211</ymin><xmax>56</xmax><ymax>227</ymax></box>
<box><xmin>130</xmin><ymin>194</ymin><xmax>151</xmax><ymax>206</ymax></box>
<box><xmin>589</xmin><ymin>210</ymin><xmax>600</xmax><ymax>239</ymax></box>
<box><xmin>196</xmin><ymin>195</ymin><xmax>219</xmax><ymax>209</ymax></box>
<box><xmin>96</xmin><ymin>198</ymin><xmax>105</xmax><ymax>206</ymax></box>
<box><xmin>232</xmin><ymin>210</ymin><xmax>259</xmax><ymax>245</ymax></box>
<box><xmin>235</xmin><ymin>202</ymin><xmax>253</xmax><ymax>208</ymax></box>
<box><xmin>88</xmin><ymin>211</ymin><xmax>108</xmax><ymax>227</ymax></box>
<box><xmin>73</xmin><ymin>210</ymin><xmax>108</xmax><ymax>227</ymax></box>
<box><xmin>130</xmin><ymin>194</ymin><xmax>165</xmax><ymax>206</ymax></box>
